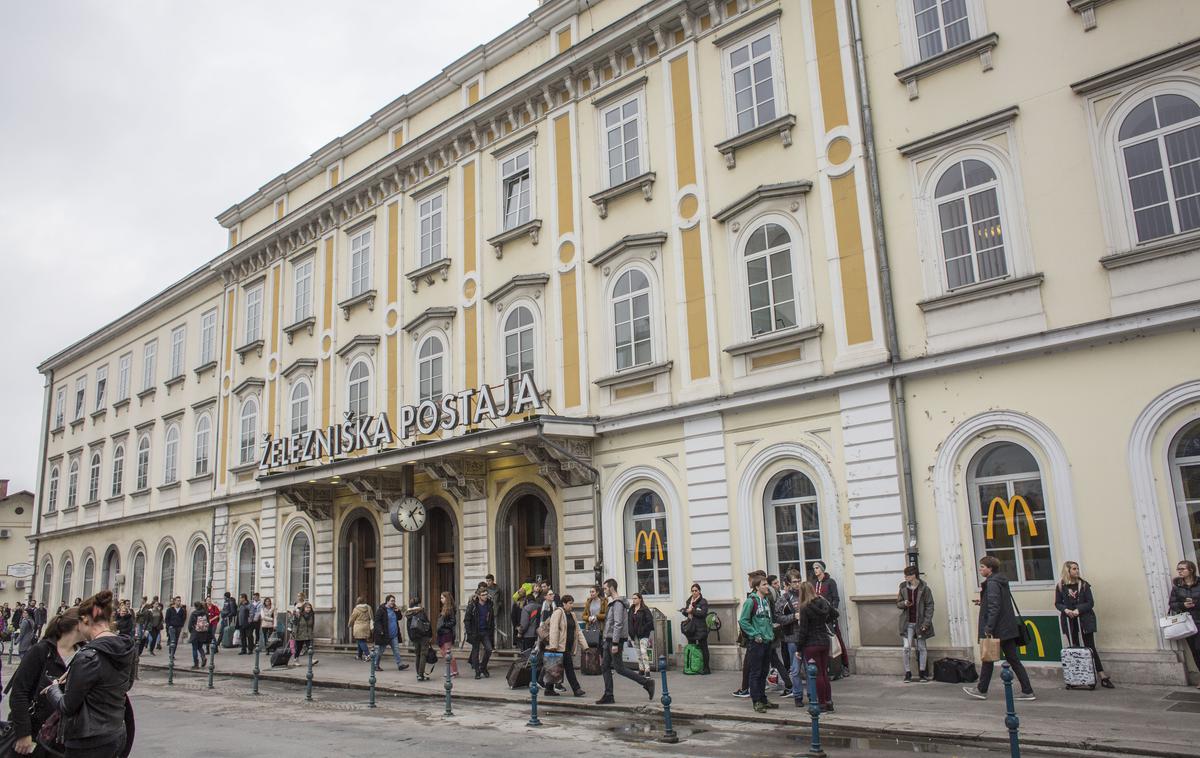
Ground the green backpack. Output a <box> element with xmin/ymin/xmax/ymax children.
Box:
<box><xmin>683</xmin><ymin>643</ymin><xmax>704</xmax><ymax>675</ymax></box>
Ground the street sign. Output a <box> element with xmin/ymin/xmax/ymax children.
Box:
<box><xmin>6</xmin><ymin>563</ymin><xmax>34</xmax><ymax>578</ymax></box>
<box><xmin>1015</xmin><ymin>612</ymin><xmax>1063</xmax><ymax>664</ymax></box>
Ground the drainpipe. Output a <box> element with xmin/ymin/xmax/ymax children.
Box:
<box><xmin>535</xmin><ymin>423</ymin><xmax>603</xmax><ymax>584</ymax></box>
<box><xmin>30</xmin><ymin>370</ymin><xmax>53</xmax><ymax>604</ymax></box>
<box><xmin>846</xmin><ymin>0</ymin><xmax>920</xmax><ymax>563</ymax></box>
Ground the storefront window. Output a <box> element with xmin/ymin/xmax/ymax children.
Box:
<box><xmin>289</xmin><ymin>531</ymin><xmax>311</xmax><ymax>601</ymax></box>
<box><xmin>1171</xmin><ymin>420</ymin><xmax>1200</xmax><ymax>562</ymax></box>
<box><xmin>969</xmin><ymin>441</ymin><xmax>1054</xmax><ymax>583</ymax></box>
<box><xmin>623</xmin><ymin>490</ymin><xmax>669</xmax><ymax>597</ymax></box>
<box><xmin>765</xmin><ymin>470</ymin><xmax>822</xmax><ymax>578</ymax></box>
<box><xmin>191</xmin><ymin>544</ymin><xmax>207</xmax><ymax>603</ymax></box>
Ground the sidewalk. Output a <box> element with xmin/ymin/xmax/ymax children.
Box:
<box><xmin>138</xmin><ymin>648</ymin><xmax>1199</xmax><ymax>757</ymax></box>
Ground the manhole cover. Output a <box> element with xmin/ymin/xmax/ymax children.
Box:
<box><xmin>1167</xmin><ymin>701</ymin><xmax>1200</xmax><ymax>713</ymax></box>
<box><xmin>1165</xmin><ymin>690</ymin><xmax>1200</xmax><ymax>702</ymax></box>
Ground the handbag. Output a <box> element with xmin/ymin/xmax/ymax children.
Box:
<box><xmin>542</xmin><ymin>651</ymin><xmax>564</xmax><ymax>684</ymax></box>
<box><xmin>1160</xmin><ymin>612</ymin><xmax>1199</xmax><ymax>641</ymax></box>
<box><xmin>1004</xmin><ymin>583</ymin><xmax>1030</xmax><ymax>647</ymax></box>
<box><xmin>425</xmin><ymin>647</ymin><xmax>438</xmax><ymax>665</ymax></box>
<box><xmin>826</xmin><ymin>624</ymin><xmax>843</xmax><ymax>659</ymax></box>
<box><xmin>979</xmin><ymin>636</ymin><xmax>1002</xmax><ymax>662</ymax></box>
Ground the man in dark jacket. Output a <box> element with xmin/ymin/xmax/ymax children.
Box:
<box><xmin>32</xmin><ymin>602</ymin><xmax>47</xmax><ymax>638</ymax></box>
<box><xmin>963</xmin><ymin>556</ymin><xmax>1035</xmax><ymax>701</ymax></box>
<box><xmin>775</xmin><ymin>570</ymin><xmax>805</xmax><ymax>703</ymax></box>
<box><xmin>164</xmin><ymin>596</ymin><xmax>186</xmax><ymax>654</ymax></box>
<box><xmin>595</xmin><ymin>578</ymin><xmax>654</xmax><ymax>705</ymax></box>
<box><xmin>464</xmin><ymin>586</ymin><xmax>495</xmax><ymax>678</ymax></box>
<box><xmin>373</xmin><ymin>595</ymin><xmax>410</xmax><ymax>672</ymax></box>
<box><xmin>236</xmin><ymin>594</ymin><xmax>252</xmax><ymax>654</ymax></box>
<box><xmin>897</xmin><ymin>565</ymin><xmax>935</xmax><ymax>683</ymax></box>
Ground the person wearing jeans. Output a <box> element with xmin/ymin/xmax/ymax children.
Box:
<box><xmin>897</xmin><ymin>565</ymin><xmax>935</xmax><ymax>683</ymax></box>
<box><xmin>464</xmin><ymin>587</ymin><xmax>495</xmax><ymax>678</ymax></box>
<box><xmin>774</xmin><ymin>572</ymin><xmax>806</xmax><ymax>704</ymax></box>
<box><xmin>595</xmin><ymin>578</ymin><xmax>655</xmax><ymax>705</ymax></box>
<box><xmin>373</xmin><ymin>595</ymin><xmax>410</xmax><ymax>672</ymax></box>
<box><xmin>964</xmin><ymin>556</ymin><xmax>1035</xmax><ymax>701</ymax></box>
<box><xmin>165</xmin><ymin>597</ymin><xmax>186</xmax><ymax>655</ymax></box>
<box><xmin>739</xmin><ymin>577</ymin><xmax>777</xmax><ymax>713</ymax></box>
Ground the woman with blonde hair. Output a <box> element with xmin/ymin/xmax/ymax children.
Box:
<box><xmin>1054</xmin><ymin>560</ymin><xmax>1113</xmax><ymax>688</ymax></box>
<box><xmin>348</xmin><ymin>596</ymin><xmax>374</xmax><ymax>662</ymax></box>
<box><xmin>435</xmin><ymin>591</ymin><xmax>458</xmax><ymax>677</ymax></box>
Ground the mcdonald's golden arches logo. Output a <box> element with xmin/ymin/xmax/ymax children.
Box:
<box><xmin>985</xmin><ymin>495</ymin><xmax>1038</xmax><ymax>540</ymax></box>
<box><xmin>1017</xmin><ymin>619</ymin><xmax>1045</xmax><ymax>658</ymax></box>
<box><xmin>635</xmin><ymin>528</ymin><xmax>665</xmax><ymax>561</ymax></box>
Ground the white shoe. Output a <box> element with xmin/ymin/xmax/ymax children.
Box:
<box><xmin>962</xmin><ymin>686</ymin><xmax>987</xmax><ymax>700</ymax></box>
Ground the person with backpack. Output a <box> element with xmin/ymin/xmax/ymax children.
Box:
<box><xmin>464</xmin><ymin>586</ymin><xmax>495</xmax><ymax>679</ymax></box>
<box><xmin>764</xmin><ymin>574</ymin><xmax>793</xmax><ymax>697</ymax></box>
<box><xmin>962</xmin><ymin>556</ymin><xmax>1036</xmax><ymax>701</ymax></box>
<box><xmin>6</xmin><ymin>607</ymin><xmax>86</xmax><ymax>756</ymax></box>
<box><xmin>680</xmin><ymin>583</ymin><xmax>711</xmax><ymax>675</ymax></box>
<box><xmin>733</xmin><ymin>570</ymin><xmax>767</xmax><ymax>698</ymax></box>
<box><xmin>372</xmin><ymin>595</ymin><xmax>409</xmax><ymax>672</ymax></box>
<box><xmin>145</xmin><ymin>601</ymin><xmax>164</xmax><ymax>657</ymax></box>
<box><xmin>740</xmin><ymin>576</ymin><xmax>776</xmax><ymax>713</ymax></box>
<box><xmin>810</xmin><ymin>562</ymin><xmax>849</xmax><ymax>677</ymax></box>
<box><xmin>435</xmin><ymin>591</ymin><xmax>458</xmax><ymax>678</ymax></box>
<box><xmin>897</xmin><ymin>565</ymin><xmax>935</xmax><ymax>683</ymax></box>
<box><xmin>543</xmin><ymin>593</ymin><xmax>587</xmax><ymax>697</ymax></box>
<box><xmin>775</xmin><ymin>571</ymin><xmax>806</xmax><ymax>704</ymax></box>
<box><xmin>404</xmin><ymin>596</ymin><xmax>433</xmax><ymax>682</ymax></box>
<box><xmin>187</xmin><ymin>601</ymin><xmax>211</xmax><ymax>668</ymax></box>
<box><xmin>595</xmin><ymin>578</ymin><xmax>654</xmax><ymax>705</ymax></box>
<box><xmin>518</xmin><ymin>592</ymin><xmax>541</xmax><ymax>652</ymax></box>
<box><xmin>1055</xmin><ymin>560</ymin><xmax>1113</xmax><ymax>689</ymax></box>
<box><xmin>628</xmin><ymin>593</ymin><xmax>654</xmax><ymax>677</ymax></box>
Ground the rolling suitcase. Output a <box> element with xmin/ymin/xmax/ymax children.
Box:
<box><xmin>506</xmin><ymin>649</ymin><xmax>532</xmax><ymax>689</ymax></box>
<box><xmin>581</xmin><ymin>646</ymin><xmax>602</xmax><ymax>675</ymax></box>
<box><xmin>1061</xmin><ymin>616</ymin><xmax>1097</xmax><ymax>690</ymax></box>
<box><xmin>270</xmin><ymin>648</ymin><xmax>292</xmax><ymax>668</ymax></box>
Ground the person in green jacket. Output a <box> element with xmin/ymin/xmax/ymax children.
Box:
<box><xmin>739</xmin><ymin>576</ymin><xmax>777</xmax><ymax>712</ymax></box>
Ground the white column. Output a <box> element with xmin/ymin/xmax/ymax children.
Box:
<box><xmin>314</xmin><ymin>518</ymin><xmax>334</xmax><ymax>609</ymax></box>
<box><xmin>461</xmin><ymin>497</ymin><xmax>488</xmax><ymax>591</ymax></box>
<box><xmin>561</xmin><ymin>484</ymin><xmax>595</xmax><ymax>600</ymax></box>
<box><xmin>684</xmin><ymin>415</ymin><xmax>734</xmax><ymax>600</ymax></box>
<box><xmin>381</xmin><ymin>522</ymin><xmax>404</xmax><ymax>602</ymax></box>
<box><xmin>259</xmin><ymin>496</ymin><xmax>278</xmax><ymax>600</ymax></box>
<box><xmin>211</xmin><ymin>505</ymin><xmax>229</xmax><ymax>597</ymax></box>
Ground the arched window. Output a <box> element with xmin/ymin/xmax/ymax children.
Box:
<box><xmin>190</xmin><ymin>544</ymin><xmax>208</xmax><ymax>603</ymax></box>
<box><xmin>159</xmin><ymin>547</ymin><xmax>175</xmax><ymax>601</ymax></box>
<box><xmin>764</xmin><ymin>470</ymin><xmax>823</xmax><ymax>578</ymax></box>
<box><xmin>1118</xmin><ymin>93</ymin><xmax>1200</xmax><ymax>243</ymax></box>
<box><xmin>40</xmin><ymin>561</ymin><xmax>52</xmax><ymax>606</ymax></box>
<box><xmin>623</xmin><ymin>490</ymin><xmax>670</xmax><ymax>597</ymax></box>
<box><xmin>347</xmin><ymin>360</ymin><xmax>370</xmax><ymax>418</ymax></box>
<box><xmin>503</xmin><ymin>306</ymin><xmax>536</xmax><ymax>384</ymax></box>
<box><xmin>67</xmin><ymin>460</ymin><xmax>79</xmax><ymax>508</ymax></box>
<box><xmin>239</xmin><ymin>398</ymin><xmax>259</xmax><ymax>465</ymax></box>
<box><xmin>47</xmin><ymin>466</ymin><xmax>59</xmax><ymax>512</ymax></box>
<box><xmin>101</xmin><ymin>548</ymin><xmax>120</xmax><ymax>593</ymax></box>
<box><xmin>934</xmin><ymin>158</ymin><xmax>1007</xmax><ymax>290</ymax></box>
<box><xmin>163</xmin><ymin>423</ymin><xmax>180</xmax><ymax>484</ymax></box>
<box><xmin>238</xmin><ymin>538</ymin><xmax>257</xmax><ymax>597</ymax></box>
<box><xmin>110</xmin><ymin>444</ymin><xmax>124</xmax><ymax>497</ymax></box>
<box><xmin>289</xmin><ymin>381</ymin><xmax>311</xmax><ymax>436</ymax></box>
<box><xmin>418</xmin><ymin>336</ymin><xmax>444</xmax><ymax>403</ymax></box>
<box><xmin>612</xmin><ymin>269</ymin><xmax>652</xmax><ymax>370</ymax></box>
<box><xmin>194</xmin><ymin>415</ymin><xmax>211</xmax><ymax>476</ymax></box>
<box><xmin>289</xmin><ymin>531</ymin><xmax>311</xmax><ymax>601</ymax></box>
<box><xmin>60</xmin><ymin>559</ymin><xmax>72</xmax><ymax>606</ymax></box>
<box><xmin>744</xmin><ymin>223</ymin><xmax>797</xmax><ymax>336</ymax></box>
<box><xmin>1170</xmin><ymin>420</ymin><xmax>1200</xmax><ymax>562</ymax></box>
<box><xmin>968</xmin><ymin>441</ymin><xmax>1053</xmax><ymax>583</ymax></box>
<box><xmin>87</xmin><ymin>453</ymin><xmax>101</xmax><ymax>503</ymax></box>
<box><xmin>132</xmin><ymin>551</ymin><xmax>146</xmax><ymax>601</ymax></box>
<box><xmin>81</xmin><ymin>556</ymin><xmax>95</xmax><ymax>599</ymax></box>
<box><xmin>135</xmin><ymin>434</ymin><xmax>151</xmax><ymax>491</ymax></box>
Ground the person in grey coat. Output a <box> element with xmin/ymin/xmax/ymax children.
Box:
<box><xmin>963</xmin><ymin>556</ymin><xmax>1035</xmax><ymax>701</ymax></box>
<box><xmin>17</xmin><ymin>609</ymin><xmax>36</xmax><ymax>656</ymax></box>
<box><xmin>595</xmin><ymin>578</ymin><xmax>654</xmax><ymax>705</ymax></box>
<box><xmin>897</xmin><ymin>565</ymin><xmax>935</xmax><ymax>683</ymax></box>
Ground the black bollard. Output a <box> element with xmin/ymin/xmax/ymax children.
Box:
<box><xmin>804</xmin><ymin>660</ymin><xmax>826</xmax><ymax>758</ymax></box>
<box><xmin>167</xmin><ymin>632</ymin><xmax>176</xmax><ymax>686</ymax></box>
<box><xmin>368</xmin><ymin>647</ymin><xmax>378</xmax><ymax>708</ymax></box>
<box><xmin>658</xmin><ymin>655</ymin><xmax>678</xmax><ymax>743</ymax></box>
<box><xmin>305</xmin><ymin>643</ymin><xmax>315</xmax><ymax>702</ymax></box>
<box><xmin>443</xmin><ymin>648</ymin><xmax>454</xmax><ymax>717</ymax></box>
<box><xmin>207</xmin><ymin>620</ymin><xmax>221</xmax><ymax>690</ymax></box>
<box><xmin>1001</xmin><ymin>662</ymin><xmax>1022</xmax><ymax>758</ymax></box>
<box><xmin>527</xmin><ymin>651</ymin><xmax>542</xmax><ymax>727</ymax></box>
<box><xmin>252</xmin><ymin>632</ymin><xmax>262</xmax><ymax>695</ymax></box>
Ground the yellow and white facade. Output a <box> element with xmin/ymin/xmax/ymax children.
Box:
<box><xmin>30</xmin><ymin>0</ymin><xmax>1200</xmax><ymax>683</ymax></box>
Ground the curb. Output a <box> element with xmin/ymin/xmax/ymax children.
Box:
<box><xmin>141</xmin><ymin>662</ymin><xmax>1191</xmax><ymax>758</ymax></box>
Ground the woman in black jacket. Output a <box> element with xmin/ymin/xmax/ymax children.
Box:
<box><xmin>795</xmin><ymin>583</ymin><xmax>838</xmax><ymax>712</ymax></box>
<box><xmin>1055</xmin><ymin>561</ymin><xmax>1113</xmax><ymax>688</ymax></box>
<box><xmin>7</xmin><ymin>608</ymin><xmax>85</xmax><ymax>756</ymax></box>
<box><xmin>186</xmin><ymin>601</ymin><xmax>211</xmax><ymax>669</ymax></box>
<box><xmin>435</xmin><ymin>591</ymin><xmax>458</xmax><ymax>678</ymax></box>
<box><xmin>45</xmin><ymin>591</ymin><xmax>136</xmax><ymax>758</ymax></box>
<box><xmin>1169</xmin><ymin>559</ymin><xmax>1200</xmax><ymax>688</ymax></box>
<box><xmin>628</xmin><ymin>593</ymin><xmax>655</xmax><ymax>677</ymax></box>
<box><xmin>680</xmin><ymin>583</ymin><xmax>710</xmax><ymax>674</ymax></box>
<box><xmin>404</xmin><ymin>596</ymin><xmax>433</xmax><ymax>682</ymax></box>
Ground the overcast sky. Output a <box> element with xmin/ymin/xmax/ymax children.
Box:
<box><xmin>0</xmin><ymin>1</ymin><xmax>537</xmax><ymax>494</ymax></box>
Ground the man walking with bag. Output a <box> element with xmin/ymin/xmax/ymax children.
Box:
<box><xmin>595</xmin><ymin>578</ymin><xmax>654</xmax><ymax>704</ymax></box>
<box><xmin>963</xmin><ymin>556</ymin><xmax>1035</xmax><ymax>701</ymax></box>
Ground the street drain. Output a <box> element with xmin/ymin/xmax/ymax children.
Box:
<box><xmin>1167</xmin><ymin>701</ymin><xmax>1200</xmax><ymax>713</ymax></box>
<box><xmin>609</xmin><ymin>723</ymin><xmax>704</xmax><ymax>742</ymax></box>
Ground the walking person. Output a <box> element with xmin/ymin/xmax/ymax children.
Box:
<box><xmin>404</xmin><ymin>596</ymin><xmax>433</xmax><ymax>682</ymax></box>
<box><xmin>464</xmin><ymin>587</ymin><xmax>495</xmax><ymax>679</ymax></box>
<box><xmin>146</xmin><ymin>601</ymin><xmax>164</xmax><ymax>657</ymax></box>
<box><xmin>897</xmin><ymin>565</ymin><xmax>935</xmax><ymax>683</ymax></box>
<box><xmin>6</xmin><ymin>607</ymin><xmax>85</xmax><ymax>756</ymax></box>
<box><xmin>34</xmin><ymin>602</ymin><xmax>48</xmax><ymax>640</ymax></box>
<box><xmin>963</xmin><ymin>556</ymin><xmax>1036</xmax><ymax>701</ymax></box>
<box><xmin>810</xmin><ymin>561</ymin><xmax>849</xmax><ymax>676</ymax></box>
<box><xmin>164</xmin><ymin>597</ymin><xmax>186</xmax><ymax>656</ymax></box>
<box><xmin>543</xmin><ymin>593</ymin><xmax>587</xmax><ymax>698</ymax></box>
<box><xmin>518</xmin><ymin>591</ymin><xmax>541</xmax><ymax>652</ymax></box>
<box><xmin>796</xmin><ymin>581</ymin><xmax>838</xmax><ymax>712</ymax></box>
<box><xmin>740</xmin><ymin>576</ymin><xmax>777</xmax><ymax>713</ymax></box>
<box><xmin>349</xmin><ymin>597</ymin><xmax>374</xmax><ymax>662</ymax></box>
<box><xmin>113</xmin><ymin>602</ymin><xmax>134</xmax><ymax>640</ymax></box>
<box><xmin>628</xmin><ymin>593</ymin><xmax>654</xmax><ymax>677</ymax></box>
<box><xmin>134</xmin><ymin>600</ymin><xmax>151</xmax><ymax>654</ymax></box>
<box><xmin>187</xmin><ymin>601</ymin><xmax>211</xmax><ymax>668</ymax></box>
<box><xmin>1055</xmin><ymin>560</ymin><xmax>1113</xmax><ymax>688</ymax></box>
<box><xmin>435</xmin><ymin>591</ymin><xmax>458</xmax><ymax>678</ymax></box>
<box><xmin>18</xmin><ymin>608</ymin><xmax>36</xmax><ymax>657</ymax></box>
<box><xmin>681</xmin><ymin>583</ymin><xmax>711</xmax><ymax>675</ymax></box>
<box><xmin>595</xmin><ymin>578</ymin><xmax>654</xmax><ymax>705</ymax></box>
<box><xmin>1169</xmin><ymin>560</ymin><xmax>1200</xmax><ymax>689</ymax></box>
<box><xmin>372</xmin><ymin>595</ymin><xmax>409</xmax><ymax>671</ymax></box>
<box><xmin>43</xmin><ymin>591</ymin><xmax>136</xmax><ymax>758</ymax></box>
<box><xmin>290</xmin><ymin>602</ymin><xmax>317</xmax><ymax>667</ymax></box>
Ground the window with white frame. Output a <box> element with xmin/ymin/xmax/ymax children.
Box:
<box><xmin>200</xmin><ymin>308</ymin><xmax>217</xmax><ymax>365</ymax></box>
<box><xmin>190</xmin><ymin>544</ymin><xmax>207</xmax><ymax>603</ymax></box>
<box><xmin>74</xmin><ymin>376</ymin><xmax>86</xmax><ymax>420</ymax></box>
<box><xmin>87</xmin><ymin>452</ymin><xmax>101</xmax><ymax>502</ymax></box>
<box><xmin>245</xmin><ymin>283</ymin><xmax>264</xmax><ymax>343</ymax></box>
<box><xmin>289</xmin><ymin>381</ymin><xmax>310</xmax><ymax>435</ymax></box>
<box><xmin>418</xmin><ymin>336</ymin><xmax>445</xmax><ymax>403</ymax></box>
<box><xmin>623</xmin><ymin>489</ymin><xmax>670</xmax><ymax>597</ymax></box>
<box><xmin>293</xmin><ymin>258</ymin><xmax>314</xmax><ymax>322</ymax></box>
<box><xmin>418</xmin><ymin>193</ymin><xmax>445</xmax><ymax>267</ymax></box>
<box><xmin>94</xmin><ymin>366</ymin><xmax>107</xmax><ymax>411</ymax></box>
<box><xmin>349</xmin><ymin>229</ymin><xmax>372</xmax><ymax>297</ymax></box>
<box><xmin>968</xmin><ymin>441</ymin><xmax>1054</xmax><ymax>584</ymax></box>
<box><xmin>1170</xmin><ymin>419</ymin><xmax>1200</xmax><ymax>563</ymax></box>
<box><xmin>40</xmin><ymin>562</ymin><xmax>51</xmax><ymax>607</ymax></box>
<box><xmin>503</xmin><ymin>306</ymin><xmax>536</xmax><ymax>384</ymax></box>
<box><xmin>101</xmin><ymin>549</ymin><xmax>120</xmax><ymax>594</ymax></box>
<box><xmin>111</xmin><ymin>445</ymin><xmax>124</xmax><ymax>497</ymax></box>
<box><xmin>744</xmin><ymin>223</ymin><xmax>798</xmax><ymax>336</ymax></box>
<box><xmin>726</xmin><ymin>29</ymin><xmax>779</xmax><ymax>135</ymax></box>
<box><xmin>131</xmin><ymin>551</ymin><xmax>145</xmax><ymax>602</ymax></box>
<box><xmin>289</xmin><ymin>530</ymin><xmax>311</xmax><ymax>601</ymax></box>
<box><xmin>67</xmin><ymin>460</ymin><xmax>79</xmax><ymax>508</ymax></box>
<box><xmin>159</xmin><ymin>547</ymin><xmax>175</xmax><ymax>601</ymax></box>
<box><xmin>117</xmin><ymin>353</ymin><xmax>132</xmax><ymax>401</ymax></box>
<box><xmin>142</xmin><ymin>340</ymin><xmax>157</xmax><ymax>391</ymax></box>
<box><xmin>47</xmin><ymin>466</ymin><xmax>59</xmax><ymax>512</ymax></box>
<box><xmin>911</xmin><ymin>0</ymin><xmax>971</xmax><ymax>61</ymax></box>
<box><xmin>238</xmin><ymin>538</ymin><xmax>257</xmax><ymax>596</ymax></box>
<box><xmin>347</xmin><ymin>360</ymin><xmax>371</xmax><ymax>418</ymax></box>
<box><xmin>135</xmin><ymin>435</ymin><xmax>151</xmax><ymax>491</ymax></box>
<box><xmin>163</xmin><ymin>423</ymin><xmax>180</xmax><ymax>484</ymax></box>
<box><xmin>1117</xmin><ymin>93</ymin><xmax>1200</xmax><ymax>243</ymax></box>
<box><xmin>82</xmin><ymin>556</ymin><xmax>95</xmax><ymax>599</ymax></box>
<box><xmin>60</xmin><ymin>560</ymin><xmax>72</xmax><ymax>605</ymax></box>
<box><xmin>612</xmin><ymin>269</ymin><xmax>652</xmax><ymax>370</ymax></box>
<box><xmin>239</xmin><ymin>398</ymin><xmax>259</xmax><ymax>465</ymax></box>
<box><xmin>194</xmin><ymin>414</ymin><xmax>211</xmax><ymax>476</ymax></box>
<box><xmin>169</xmin><ymin>325</ymin><xmax>185</xmax><ymax>378</ymax></box>
<box><xmin>54</xmin><ymin>387</ymin><xmax>65</xmax><ymax>428</ymax></box>
<box><xmin>934</xmin><ymin>158</ymin><xmax>1008</xmax><ymax>290</ymax></box>
<box><xmin>602</xmin><ymin>97</ymin><xmax>643</xmax><ymax>187</ymax></box>
<box><xmin>500</xmin><ymin>149</ymin><xmax>532</xmax><ymax>230</ymax></box>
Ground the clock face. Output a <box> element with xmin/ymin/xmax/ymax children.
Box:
<box><xmin>394</xmin><ymin>497</ymin><xmax>427</xmax><ymax>532</ymax></box>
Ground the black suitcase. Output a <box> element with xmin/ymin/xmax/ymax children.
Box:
<box><xmin>506</xmin><ymin>650</ymin><xmax>532</xmax><ymax>689</ymax></box>
<box><xmin>933</xmin><ymin>657</ymin><xmax>978</xmax><ymax>683</ymax></box>
<box><xmin>270</xmin><ymin>648</ymin><xmax>292</xmax><ymax>668</ymax></box>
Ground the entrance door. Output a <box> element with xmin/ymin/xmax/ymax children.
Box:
<box><xmin>515</xmin><ymin>495</ymin><xmax>553</xmax><ymax>586</ymax></box>
<box><xmin>428</xmin><ymin>507</ymin><xmax>457</xmax><ymax>607</ymax></box>
<box><xmin>339</xmin><ymin>514</ymin><xmax>379</xmax><ymax>642</ymax></box>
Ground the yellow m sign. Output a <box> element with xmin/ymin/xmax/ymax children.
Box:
<box><xmin>1017</xmin><ymin>619</ymin><xmax>1045</xmax><ymax>658</ymax></box>
<box><xmin>985</xmin><ymin>495</ymin><xmax>1038</xmax><ymax>540</ymax></box>
<box><xmin>635</xmin><ymin>529</ymin><xmax>665</xmax><ymax>561</ymax></box>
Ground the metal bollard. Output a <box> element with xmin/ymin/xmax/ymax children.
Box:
<box><xmin>657</xmin><ymin>655</ymin><xmax>679</xmax><ymax>743</ymax></box>
<box><xmin>167</xmin><ymin>633</ymin><xmax>176</xmax><ymax>686</ymax></box>
<box><xmin>368</xmin><ymin>647</ymin><xmax>378</xmax><ymax>708</ymax></box>
<box><xmin>526</xmin><ymin>652</ymin><xmax>542</xmax><ymax>727</ymax></box>
<box><xmin>1001</xmin><ymin>662</ymin><xmax>1022</xmax><ymax>758</ymax></box>
<box><xmin>207</xmin><ymin>621</ymin><xmax>221</xmax><ymax>690</ymax></box>
<box><xmin>252</xmin><ymin>633</ymin><xmax>262</xmax><ymax>695</ymax></box>
<box><xmin>443</xmin><ymin>648</ymin><xmax>454</xmax><ymax>717</ymax></box>
<box><xmin>305</xmin><ymin>644</ymin><xmax>315</xmax><ymax>702</ymax></box>
<box><xmin>804</xmin><ymin>660</ymin><xmax>826</xmax><ymax>758</ymax></box>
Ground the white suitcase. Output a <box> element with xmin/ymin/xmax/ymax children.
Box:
<box><xmin>1061</xmin><ymin>616</ymin><xmax>1096</xmax><ymax>690</ymax></box>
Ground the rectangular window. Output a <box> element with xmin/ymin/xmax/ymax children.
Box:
<box><xmin>500</xmin><ymin>150</ymin><xmax>532</xmax><ymax>230</ymax></box>
<box><xmin>200</xmin><ymin>309</ymin><xmax>217</xmax><ymax>365</ymax></box>
<box><xmin>349</xmin><ymin>229</ymin><xmax>372</xmax><ymax>297</ymax></box>
<box><xmin>293</xmin><ymin>258</ymin><xmax>314</xmax><ymax>321</ymax></box>
<box><xmin>169</xmin><ymin>325</ymin><xmax>186</xmax><ymax>378</ymax></box>
<box><xmin>54</xmin><ymin>387</ymin><xmax>65</xmax><ymax>428</ymax></box>
<box><xmin>117</xmin><ymin>353</ymin><xmax>132</xmax><ymax>401</ymax></box>
<box><xmin>727</xmin><ymin>31</ymin><xmax>778</xmax><ymax>135</ymax></box>
<box><xmin>73</xmin><ymin>377</ymin><xmax>86</xmax><ymax>420</ymax></box>
<box><xmin>142</xmin><ymin>340</ymin><xmax>157</xmax><ymax>391</ymax></box>
<box><xmin>94</xmin><ymin>366</ymin><xmax>107</xmax><ymax>411</ymax></box>
<box><xmin>602</xmin><ymin>98</ymin><xmax>642</xmax><ymax>187</ymax></box>
<box><xmin>245</xmin><ymin>283</ymin><xmax>264</xmax><ymax>343</ymax></box>
<box><xmin>418</xmin><ymin>193</ymin><xmax>445</xmax><ymax>267</ymax></box>
<box><xmin>913</xmin><ymin>0</ymin><xmax>971</xmax><ymax>61</ymax></box>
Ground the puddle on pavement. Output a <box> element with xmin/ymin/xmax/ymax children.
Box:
<box><xmin>610</xmin><ymin>723</ymin><xmax>705</xmax><ymax>741</ymax></box>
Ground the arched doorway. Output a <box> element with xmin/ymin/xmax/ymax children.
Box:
<box><xmin>407</xmin><ymin>498</ymin><xmax>458</xmax><ymax>615</ymax></box>
<box><xmin>338</xmin><ymin>511</ymin><xmax>380</xmax><ymax>643</ymax></box>
<box><xmin>496</xmin><ymin>485</ymin><xmax>557</xmax><ymax>646</ymax></box>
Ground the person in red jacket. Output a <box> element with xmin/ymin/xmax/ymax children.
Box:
<box><xmin>205</xmin><ymin>596</ymin><xmax>221</xmax><ymax>638</ymax></box>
